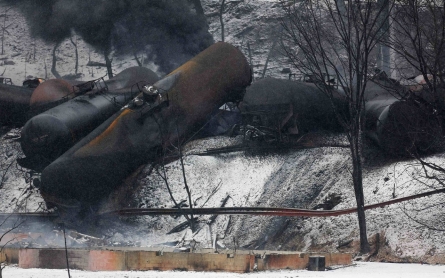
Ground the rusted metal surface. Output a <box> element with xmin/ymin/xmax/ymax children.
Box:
<box><xmin>29</xmin><ymin>79</ymin><xmax>74</xmax><ymax>107</ymax></box>
<box><xmin>40</xmin><ymin>42</ymin><xmax>252</xmax><ymax>204</ymax></box>
<box><xmin>20</xmin><ymin>67</ymin><xmax>159</xmax><ymax>161</ymax></box>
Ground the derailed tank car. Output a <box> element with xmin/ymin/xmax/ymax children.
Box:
<box><xmin>1</xmin><ymin>79</ymin><xmax>78</xmax><ymax>126</ymax></box>
<box><xmin>0</xmin><ymin>83</ymin><xmax>34</xmax><ymax>125</ymax></box>
<box><xmin>20</xmin><ymin>67</ymin><xmax>159</xmax><ymax>161</ymax></box>
<box><xmin>240</xmin><ymin>78</ymin><xmax>346</xmax><ymax>138</ymax></box>
<box><xmin>364</xmin><ymin>77</ymin><xmax>442</xmax><ymax>156</ymax></box>
<box><xmin>40</xmin><ymin>42</ymin><xmax>252</xmax><ymax>205</ymax></box>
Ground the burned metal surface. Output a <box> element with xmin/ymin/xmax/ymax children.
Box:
<box><xmin>40</xmin><ymin>42</ymin><xmax>252</xmax><ymax>204</ymax></box>
<box><xmin>20</xmin><ymin>67</ymin><xmax>159</xmax><ymax>162</ymax></box>
<box><xmin>0</xmin><ymin>79</ymin><xmax>75</xmax><ymax>126</ymax></box>
<box><xmin>240</xmin><ymin>78</ymin><xmax>346</xmax><ymax>139</ymax></box>
<box><xmin>240</xmin><ymin>76</ymin><xmax>442</xmax><ymax>156</ymax></box>
<box><xmin>104</xmin><ymin>66</ymin><xmax>160</xmax><ymax>91</ymax></box>
<box><xmin>364</xmin><ymin>78</ymin><xmax>442</xmax><ymax>156</ymax></box>
<box><xmin>23</xmin><ymin>78</ymin><xmax>45</xmax><ymax>88</ymax></box>
<box><xmin>0</xmin><ymin>83</ymin><xmax>34</xmax><ymax>125</ymax></box>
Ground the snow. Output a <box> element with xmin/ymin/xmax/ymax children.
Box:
<box><xmin>0</xmin><ymin>8</ymin><xmax>154</xmax><ymax>86</ymax></box>
<box><xmin>3</xmin><ymin>262</ymin><xmax>445</xmax><ymax>278</ymax></box>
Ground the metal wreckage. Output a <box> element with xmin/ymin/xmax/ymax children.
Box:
<box><xmin>1</xmin><ymin>41</ymin><xmax>444</xmax><ymax>210</ymax></box>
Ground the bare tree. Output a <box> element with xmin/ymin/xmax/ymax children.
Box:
<box><xmin>153</xmin><ymin>110</ymin><xmax>196</xmax><ymax>232</ymax></box>
<box><xmin>390</xmin><ymin>0</ymin><xmax>445</xmax><ymax>114</ymax></box>
<box><xmin>133</xmin><ymin>52</ymin><xmax>142</xmax><ymax>67</ymax></box>
<box><xmin>51</xmin><ymin>42</ymin><xmax>62</xmax><ymax>79</ymax></box>
<box><xmin>0</xmin><ymin>140</ymin><xmax>24</xmax><ymax>278</ymax></box>
<box><xmin>219</xmin><ymin>0</ymin><xmax>243</xmax><ymax>42</ymax></box>
<box><xmin>104</xmin><ymin>50</ymin><xmax>113</xmax><ymax>79</ymax></box>
<box><xmin>0</xmin><ymin>6</ymin><xmax>11</xmax><ymax>56</ymax></box>
<box><xmin>280</xmin><ymin>0</ymin><xmax>393</xmax><ymax>253</ymax></box>
<box><xmin>156</xmin><ymin>156</ymin><xmax>196</xmax><ymax>232</ymax></box>
<box><xmin>44</xmin><ymin>58</ymin><xmax>48</xmax><ymax>79</ymax></box>
<box><xmin>69</xmin><ymin>34</ymin><xmax>79</xmax><ymax>75</ymax></box>
<box><xmin>0</xmin><ymin>214</ymin><xmax>23</xmax><ymax>278</ymax></box>
<box><xmin>386</xmin><ymin>1</ymin><xmax>445</xmax><ymax>232</ymax></box>
<box><xmin>220</xmin><ymin>0</ymin><xmax>227</xmax><ymax>42</ymax></box>
<box><xmin>261</xmin><ymin>29</ymin><xmax>282</xmax><ymax>78</ymax></box>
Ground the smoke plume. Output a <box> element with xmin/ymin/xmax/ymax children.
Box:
<box><xmin>4</xmin><ymin>0</ymin><xmax>214</xmax><ymax>73</ymax></box>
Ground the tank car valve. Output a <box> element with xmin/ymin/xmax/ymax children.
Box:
<box><xmin>142</xmin><ymin>85</ymin><xmax>160</xmax><ymax>103</ymax></box>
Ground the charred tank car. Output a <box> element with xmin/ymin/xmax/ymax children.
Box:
<box><xmin>364</xmin><ymin>76</ymin><xmax>442</xmax><ymax>156</ymax></box>
<box><xmin>0</xmin><ymin>79</ymin><xmax>76</xmax><ymax>126</ymax></box>
<box><xmin>240</xmin><ymin>78</ymin><xmax>346</xmax><ymax>139</ymax></box>
<box><xmin>20</xmin><ymin>67</ymin><xmax>159</xmax><ymax>162</ymax></box>
<box><xmin>40</xmin><ymin>42</ymin><xmax>252</xmax><ymax>205</ymax></box>
<box><xmin>102</xmin><ymin>66</ymin><xmax>159</xmax><ymax>91</ymax></box>
<box><xmin>0</xmin><ymin>83</ymin><xmax>34</xmax><ymax>125</ymax></box>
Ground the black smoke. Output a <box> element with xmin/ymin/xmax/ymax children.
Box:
<box><xmin>4</xmin><ymin>0</ymin><xmax>214</xmax><ymax>73</ymax></box>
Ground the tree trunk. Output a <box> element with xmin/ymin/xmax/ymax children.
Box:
<box><xmin>104</xmin><ymin>50</ymin><xmax>113</xmax><ymax>79</ymax></box>
<box><xmin>262</xmin><ymin>40</ymin><xmax>277</xmax><ymax>78</ymax></box>
<box><xmin>51</xmin><ymin>42</ymin><xmax>61</xmax><ymax>79</ymax></box>
<box><xmin>351</xmin><ymin>126</ymin><xmax>371</xmax><ymax>254</ymax></box>
<box><xmin>44</xmin><ymin>59</ymin><xmax>48</xmax><ymax>79</ymax></box>
<box><xmin>377</xmin><ymin>0</ymin><xmax>390</xmax><ymax>74</ymax></box>
<box><xmin>1</xmin><ymin>8</ymin><xmax>9</xmax><ymax>55</ymax></box>
<box><xmin>219</xmin><ymin>0</ymin><xmax>226</xmax><ymax>42</ymax></box>
<box><xmin>70</xmin><ymin>36</ymin><xmax>79</xmax><ymax>75</ymax></box>
<box><xmin>133</xmin><ymin>52</ymin><xmax>142</xmax><ymax>67</ymax></box>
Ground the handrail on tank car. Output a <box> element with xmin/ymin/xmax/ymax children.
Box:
<box><xmin>302</xmin><ymin>73</ymin><xmax>338</xmax><ymax>89</ymax></box>
<box><xmin>72</xmin><ymin>75</ymin><xmax>108</xmax><ymax>96</ymax></box>
<box><xmin>0</xmin><ymin>77</ymin><xmax>13</xmax><ymax>85</ymax></box>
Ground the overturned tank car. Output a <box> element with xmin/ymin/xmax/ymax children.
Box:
<box><xmin>239</xmin><ymin>78</ymin><xmax>346</xmax><ymax>140</ymax></box>
<box><xmin>0</xmin><ymin>78</ymin><xmax>76</xmax><ymax>126</ymax></box>
<box><xmin>0</xmin><ymin>83</ymin><xmax>35</xmax><ymax>125</ymax></box>
<box><xmin>20</xmin><ymin>67</ymin><xmax>159</xmax><ymax>162</ymax></box>
<box><xmin>364</xmin><ymin>77</ymin><xmax>442</xmax><ymax>156</ymax></box>
<box><xmin>40</xmin><ymin>42</ymin><xmax>252</xmax><ymax>205</ymax></box>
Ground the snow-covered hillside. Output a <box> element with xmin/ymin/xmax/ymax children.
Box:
<box><xmin>0</xmin><ymin>7</ymin><xmax>154</xmax><ymax>85</ymax></box>
<box><xmin>95</xmin><ymin>134</ymin><xmax>445</xmax><ymax>264</ymax></box>
<box><xmin>0</xmin><ymin>0</ymin><xmax>288</xmax><ymax>85</ymax></box>
<box><xmin>1</xmin><ymin>0</ymin><xmax>445</xmax><ymax>264</ymax></box>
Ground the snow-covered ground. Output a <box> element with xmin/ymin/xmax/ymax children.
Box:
<box><xmin>3</xmin><ymin>262</ymin><xmax>445</xmax><ymax>278</ymax></box>
<box><xmin>100</xmin><ymin>135</ymin><xmax>445</xmax><ymax>263</ymax></box>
